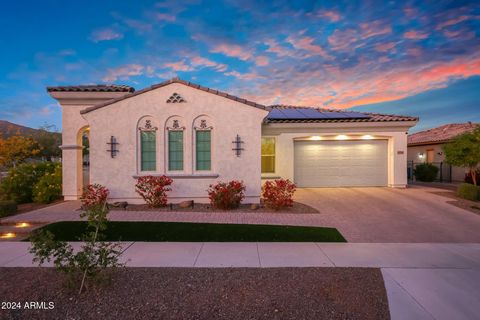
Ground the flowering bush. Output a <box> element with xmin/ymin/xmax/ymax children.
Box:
<box><xmin>261</xmin><ymin>179</ymin><xmax>296</xmax><ymax>210</ymax></box>
<box><xmin>135</xmin><ymin>175</ymin><xmax>173</xmax><ymax>207</ymax></box>
<box><xmin>80</xmin><ymin>184</ymin><xmax>109</xmax><ymax>209</ymax></box>
<box><xmin>33</xmin><ymin>164</ymin><xmax>62</xmax><ymax>204</ymax></box>
<box><xmin>0</xmin><ymin>162</ymin><xmax>58</xmax><ymax>203</ymax></box>
<box><xmin>207</xmin><ymin>180</ymin><xmax>245</xmax><ymax>210</ymax></box>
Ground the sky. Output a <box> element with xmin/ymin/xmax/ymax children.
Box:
<box><xmin>0</xmin><ymin>0</ymin><xmax>479</xmax><ymax>133</ymax></box>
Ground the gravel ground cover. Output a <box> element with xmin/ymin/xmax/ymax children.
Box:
<box><xmin>430</xmin><ymin>191</ymin><xmax>480</xmax><ymax>215</ymax></box>
<box><xmin>0</xmin><ymin>267</ymin><xmax>389</xmax><ymax>320</ymax></box>
<box><xmin>30</xmin><ymin>221</ymin><xmax>346</xmax><ymax>242</ymax></box>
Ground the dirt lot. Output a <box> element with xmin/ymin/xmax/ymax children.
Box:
<box><xmin>0</xmin><ymin>267</ymin><xmax>389</xmax><ymax>320</ymax></box>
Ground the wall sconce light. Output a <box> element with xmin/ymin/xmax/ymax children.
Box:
<box><xmin>335</xmin><ymin>135</ymin><xmax>348</xmax><ymax>140</ymax></box>
<box><xmin>310</xmin><ymin>136</ymin><xmax>322</xmax><ymax>140</ymax></box>
<box><xmin>437</xmin><ymin>152</ymin><xmax>443</xmax><ymax>156</ymax></box>
<box><xmin>361</xmin><ymin>135</ymin><xmax>374</xmax><ymax>140</ymax></box>
<box><xmin>418</xmin><ymin>152</ymin><xmax>425</xmax><ymax>159</ymax></box>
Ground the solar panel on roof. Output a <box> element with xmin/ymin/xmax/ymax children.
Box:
<box><xmin>267</xmin><ymin>108</ymin><xmax>288</xmax><ymax>119</ymax></box>
<box><xmin>266</xmin><ymin>108</ymin><xmax>371</xmax><ymax>120</ymax></box>
<box><xmin>279</xmin><ymin>109</ymin><xmax>308</xmax><ymax>119</ymax></box>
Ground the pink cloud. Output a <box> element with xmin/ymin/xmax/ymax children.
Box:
<box><xmin>102</xmin><ymin>64</ymin><xmax>144</xmax><ymax>82</ymax></box>
<box><xmin>224</xmin><ymin>70</ymin><xmax>262</xmax><ymax>80</ymax></box>
<box><xmin>164</xmin><ymin>61</ymin><xmax>194</xmax><ymax>72</ymax></box>
<box><xmin>211</xmin><ymin>44</ymin><xmax>252</xmax><ymax>61</ymax></box>
<box><xmin>155</xmin><ymin>13</ymin><xmax>176</xmax><ymax>22</ymax></box>
<box><xmin>286</xmin><ymin>36</ymin><xmax>331</xmax><ymax>59</ymax></box>
<box><xmin>315</xmin><ymin>10</ymin><xmax>341</xmax><ymax>22</ymax></box>
<box><xmin>359</xmin><ymin>20</ymin><xmax>392</xmax><ymax>39</ymax></box>
<box><xmin>255</xmin><ymin>56</ymin><xmax>269</xmax><ymax>66</ymax></box>
<box><xmin>265</xmin><ymin>39</ymin><xmax>295</xmax><ymax>57</ymax></box>
<box><xmin>190</xmin><ymin>56</ymin><xmax>228</xmax><ymax>72</ymax></box>
<box><xmin>90</xmin><ymin>28</ymin><xmax>123</xmax><ymax>42</ymax></box>
<box><xmin>237</xmin><ymin>53</ymin><xmax>480</xmax><ymax>110</ymax></box>
<box><xmin>404</xmin><ymin>30</ymin><xmax>429</xmax><ymax>40</ymax></box>
<box><xmin>328</xmin><ymin>29</ymin><xmax>358</xmax><ymax>51</ymax></box>
<box><xmin>375</xmin><ymin>42</ymin><xmax>396</xmax><ymax>53</ymax></box>
<box><xmin>436</xmin><ymin>15</ymin><xmax>470</xmax><ymax>30</ymax></box>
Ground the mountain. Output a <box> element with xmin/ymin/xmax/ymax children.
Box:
<box><xmin>0</xmin><ymin>120</ymin><xmax>39</xmax><ymax>138</ymax></box>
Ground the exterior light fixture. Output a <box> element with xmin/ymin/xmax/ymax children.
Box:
<box><xmin>310</xmin><ymin>136</ymin><xmax>322</xmax><ymax>140</ymax></box>
<box><xmin>418</xmin><ymin>153</ymin><xmax>424</xmax><ymax>159</ymax></box>
<box><xmin>335</xmin><ymin>135</ymin><xmax>348</xmax><ymax>140</ymax></box>
<box><xmin>361</xmin><ymin>135</ymin><xmax>374</xmax><ymax>140</ymax></box>
<box><xmin>15</xmin><ymin>222</ymin><xmax>30</xmax><ymax>228</ymax></box>
<box><xmin>0</xmin><ymin>232</ymin><xmax>16</xmax><ymax>239</ymax></box>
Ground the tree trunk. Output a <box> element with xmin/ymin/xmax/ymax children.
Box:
<box><xmin>472</xmin><ymin>169</ymin><xmax>477</xmax><ymax>187</ymax></box>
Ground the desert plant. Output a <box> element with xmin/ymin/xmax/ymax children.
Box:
<box><xmin>457</xmin><ymin>183</ymin><xmax>479</xmax><ymax>201</ymax></box>
<box><xmin>32</xmin><ymin>164</ymin><xmax>62</xmax><ymax>204</ymax></box>
<box><xmin>135</xmin><ymin>175</ymin><xmax>173</xmax><ymax>207</ymax></box>
<box><xmin>30</xmin><ymin>184</ymin><xmax>124</xmax><ymax>294</ymax></box>
<box><xmin>413</xmin><ymin>163</ymin><xmax>439</xmax><ymax>182</ymax></box>
<box><xmin>0</xmin><ymin>200</ymin><xmax>17</xmax><ymax>218</ymax></box>
<box><xmin>207</xmin><ymin>180</ymin><xmax>245</xmax><ymax>210</ymax></box>
<box><xmin>262</xmin><ymin>179</ymin><xmax>296</xmax><ymax>210</ymax></box>
<box><xmin>0</xmin><ymin>162</ymin><xmax>58</xmax><ymax>203</ymax></box>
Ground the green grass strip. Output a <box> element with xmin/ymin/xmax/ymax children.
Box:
<box><xmin>31</xmin><ymin>221</ymin><xmax>346</xmax><ymax>242</ymax></box>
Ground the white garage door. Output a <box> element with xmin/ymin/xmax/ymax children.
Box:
<box><xmin>294</xmin><ymin>140</ymin><xmax>388</xmax><ymax>187</ymax></box>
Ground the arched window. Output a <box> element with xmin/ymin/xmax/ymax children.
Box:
<box><xmin>194</xmin><ymin>117</ymin><xmax>213</xmax><ymax>171</ymax></box>
<box><xmin>166</xmin><ymin>117</ymin><xmax>185</xmax><ymax>171</ymax></box>
<box><xmin>138</xmin><ymin>118</ymin><xmax>157</xmax><ymax>171</ymax></box>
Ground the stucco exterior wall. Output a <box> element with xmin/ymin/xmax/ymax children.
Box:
<box><xmin>407</xmin><ymin>143</ymin><xmax>467</xmax><ymax>182</ymax></box>
<box><xmin>262</xmin><ymin>122</ymin><xmax>415</xmax><ymax>188</ymax></box>
<box><xmin>51</xmin><ymin>91</ymin><xmax>129</xmax><ymax>200</ymax></box>
<box><xmin>82</xmin><ymin>83</ymin><xmax>268</xmax><ymax>203</ymax></box>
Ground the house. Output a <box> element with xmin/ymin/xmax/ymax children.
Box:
<box><xmin>48</xmin><ymin>78</ymin><xmax>417</xmax><ymax>203</ymax></box>
<box><xmin>407</xmin><ymin>122</ymin><xmax>479</xmax><ymax>182</ymax></box>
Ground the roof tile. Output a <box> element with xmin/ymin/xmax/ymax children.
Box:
<box><xmin>408</xmin><ymin>122</ymin><xmax>479</xmax><ymax>145</ymax></box>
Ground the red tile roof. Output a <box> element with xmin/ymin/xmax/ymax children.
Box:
<box><xmin>80</xmin><ymin>78</ymin><xmax>268</xmax><ymax>114</ymax></box>
<box><xmin>265</xmin><ymin>105</ymin><xmax>418</xmax><ymax>123</ymax></box>
<box><xmin>47</xmin><ymin>84</ymin><xmax>135</xmax><ymax>93</ymax></box>
<box><xmin>408</xmin><ymin>122</ymin><xmax>479</xmax><ymax>146</ymax></box>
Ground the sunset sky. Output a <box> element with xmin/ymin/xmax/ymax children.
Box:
<box><xmin>0</xmin><ymin>0</ymin><xmax>479</xmax><ymax>132</ymax></box>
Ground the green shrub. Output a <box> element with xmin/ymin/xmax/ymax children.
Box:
<box><xmin>33</xmin><ymin>165</ymin><xmax>62</xmax><ymax>204</ymax></box>
<box><xmin>457</xmin><ymin>183</ymin><xmax>480</xmax><ymax>201</ymax></box>
<box><xmin>413</xmin><ymin>163</ymin><xmax>439</xmax><ymax>182</ymax></box>
<box><xmin>0</xmin><ymin>162</ymin><xmax>59</xmax><ymax>203</ymax></box>
<box><xmin>0</xmin><ymin>200</ymin><xmax>17</xmax><ymax>218</ymax></box>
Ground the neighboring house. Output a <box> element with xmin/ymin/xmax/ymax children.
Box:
<box><xmin>407</xmin><ymin>122</ymin><xmax>479</xmax><ymax>182</ymax></box>
<box><xmin>48</xmin><ymin>78</ymin><xmax>417</xmax><ymax>203</ymax></box>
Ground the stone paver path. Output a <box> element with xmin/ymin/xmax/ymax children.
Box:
<box><xmin>3</xmin><ymin>186</ymin><xmax>480</xmax><ymax>243</ymax></box>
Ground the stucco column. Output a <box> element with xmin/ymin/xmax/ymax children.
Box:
<box><xmin>390</xmin><ymin>132</ymin><xmax>408</xmax><ymax>187</ymax></box>
<box><xmin>60</xmin><ymin>145</ymin><xmax>83</xmax><ymax>200</ymax></box>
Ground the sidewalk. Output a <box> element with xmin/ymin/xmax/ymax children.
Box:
<box><xmin>1</xmin><ymin>242</ymin><xmax>479</xmax><ymax>320</ymax></box>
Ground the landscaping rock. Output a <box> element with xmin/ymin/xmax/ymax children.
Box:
<box><xmin>250</xmin><ymin>204</ymin><xmax>260</xmax><ymax>210</ymax></box>
<box><xmin>109</xmin><ymin>201</ymin><xmax>128</xmax><ymax>209</ymax></box>
<box><xmin>179</xmin><ymin>200</ymin><xmax>194</xmax><ymax>208</ymax></box>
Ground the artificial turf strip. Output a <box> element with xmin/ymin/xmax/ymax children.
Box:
<box><xmin>33</xmin><ymin>221</ymin><xmax>347</xmax><ymax>242</ymax></box>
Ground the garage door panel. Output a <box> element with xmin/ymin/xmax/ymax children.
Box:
<box><xmin>294</xmin><ymin>140</ymin><xmax>388</xmax><ymax>187</ymax></box>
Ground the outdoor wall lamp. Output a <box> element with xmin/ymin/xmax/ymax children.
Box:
<box><xmin>418</xmin><ymin>152</ymin><xmax>424</xmax><ymax>159</ymax></box>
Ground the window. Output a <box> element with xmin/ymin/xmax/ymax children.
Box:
<box><xmin>140</xmin><ymin>131</ymin><xmax>156</xmax><ymax>171</ymax></box>
<box><xmin>261</xmin><ymin>137</ymin><xmax>275</xmax><ymax>173</ymax></box>
<box><xmin>196</xmin><ymin>131</ymin><xmax>211</xmax><ymax>170</ymax></box>
<box><xmin>168</xmin><ymin>131</ymin><xmax>184</xmax><ymax>170</ymax></box>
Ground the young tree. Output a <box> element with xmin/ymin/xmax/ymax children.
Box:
<box><xmin>443</xmin><ymin>127</ymin><xmax>480</xmax><ymax>186</ymax></box>
<box><xmin>0</xmin><ymin>135</ymin><xmax>41</xmax><ymax>168</ymax></box>
<box><xmin>34</xmin><ymin>124</ymin><xmax>62</xmax><ymax>161</ymax></box>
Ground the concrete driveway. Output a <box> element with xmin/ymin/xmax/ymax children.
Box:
<box><xmin>295</xmin><ymin>185</ymin><xmax>480</xmax><ymax>243</ymax></box>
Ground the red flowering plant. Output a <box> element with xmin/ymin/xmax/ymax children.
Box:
<box><xmin>80</xmin><ymin>183</ymin><xmax>109</xmax><ymax>210</ymax></box>
<box><xmin>207</xmin><ymin>180</ymin><xmax>246</xmax><ymax>210</ymax></box>
<box><xmin>135</xmin><ymin>175</ymin><xmax>173</xmax><ymax>207</ymax></box>
<box><xmin>261</xmin><ymin>179</ymin><xmax>296</xmax><ymax>210</ymax></box>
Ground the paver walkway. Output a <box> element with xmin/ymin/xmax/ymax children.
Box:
<box><xmin>3</xmin><ymin>186</ymin><xmax>480</xmax><ymax>243</ymax></box>
<box><xmin>1</xmin><ymin>242</ymin><xmax>479</xmax><ymax>320</ymax></box>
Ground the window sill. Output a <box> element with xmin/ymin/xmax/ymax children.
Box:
<box><xmin>261</xmin><ymin>175</ymin><xmax>282</xmax><ymax>180</ymax></box>
<box><xmin>133</xmin><ymin>173</ymin><xmax>219</xmax><ymax>179</ymax></box>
